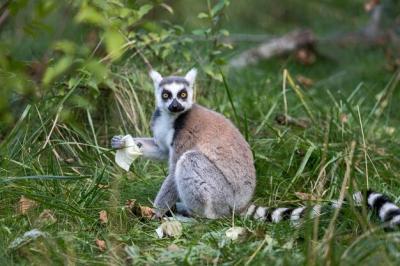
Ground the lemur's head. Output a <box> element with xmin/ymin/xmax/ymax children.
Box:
<box><xmin>150</xmin><ymin>68</ymin><xmax>197</xmax><ymax>114</ymax></box>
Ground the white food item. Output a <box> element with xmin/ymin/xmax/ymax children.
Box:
<box><xmin>9</xmin><ymin>229</ymin><xmax>48</xmax><ymax>249</ymax></box>
<box><xmin>115</xmin><ymin>135</ymin><xmax>142</xmax><ymax>171</ymax></box>
<box><xmin>156</xmin><ymin>220</ymin><xmax>183</xmax><ymax>238</ymax></box>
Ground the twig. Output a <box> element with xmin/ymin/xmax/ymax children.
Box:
<box><xmin>0</xmin><ymin>3</ymin><xmax>10</xmax><ymax>29</ymax></box>
<box><xmin>229</xmin><ymin>29</ymin><xmax>315</xmax><ymax>68</ymax></box>
<box><xmin>275</xmin><ymin>113</ymin><xmax>311</xmax><ymax>129</ymax></box>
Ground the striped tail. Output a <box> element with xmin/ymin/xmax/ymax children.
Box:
<box><xmin>244</xmin><ymin>190</ymin><xmax>400</xmax><ymax>229</ymax></box>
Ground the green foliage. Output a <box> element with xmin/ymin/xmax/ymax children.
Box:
<box><xmin>195</xmin><ymin>0</ymin><xmax>232</xmax><ymax>81</ymax></box>
<box><xmin>1</xmin><ymin>0</ymin><xmax>228</xmax><ymax>131</ymax></box>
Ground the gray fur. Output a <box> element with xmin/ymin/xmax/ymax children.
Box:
<box><xmin>174</xmin><ymin>150</ymin><xmax>235</xmax><ymax>218</ymax></box>
<box><xmin>159</xmin><ymin>76</ymin><xmax>189</xmax><ymax>86</ymax></box>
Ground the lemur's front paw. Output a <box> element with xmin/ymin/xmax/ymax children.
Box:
<box><xmin>153</xmin><ymin>209</ymin><xmax>165</xmax><ymax>220</ymax></box>
<box><xmin>111</xmin><ymin>135</ymin><xmax>124</xmax><ymax>149</ymax></box>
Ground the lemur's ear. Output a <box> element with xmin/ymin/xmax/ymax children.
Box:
<box><xmin>185</xmin><ymin>68</ymin><xmax>197</xmax><ymax>88</ymax></box>
<box><xmin>149</xmin><ymin>69</ymin><xmax>163</xmax><ymax>88</ymax></box>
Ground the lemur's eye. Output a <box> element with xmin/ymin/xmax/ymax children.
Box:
<box><xmin>179</xmin><ymin>90</ymin><xmax>188</xmax><ymax>99</ymax></box>
<box><xmin>161</xmin><ymin>90</ymin><xmax>171</xmax><ymax>100</ymax></box>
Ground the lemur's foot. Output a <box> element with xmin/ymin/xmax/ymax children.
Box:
<box><xmin>111</xmin><ymin>135</ymin><xmax>124</xmax><ymax>149</ymax></box>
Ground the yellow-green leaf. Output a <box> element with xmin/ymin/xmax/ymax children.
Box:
<box><xmin>75</xmin><ymin>5</ymin><xmax>104</xmax><ymax>26</ymax></box>
<box><xmin>104</xmin><ymin>29</ymin><xmax>125</xmax><ymax>61</ymax></box>
<box><xmin>42</xmin><ymin>56</ymin><xmax>73</xmax><ymax>85</ymax></box>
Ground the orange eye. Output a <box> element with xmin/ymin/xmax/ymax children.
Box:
<box><xmin>180</xmin><ymin>92</ymin><xmax>187</xmax><ymax>98</ymax></box>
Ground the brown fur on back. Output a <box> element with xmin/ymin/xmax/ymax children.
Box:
<box><xmin>172</xmin><ymin>104</ymin><xmax>256</xmax><ymax>207</ymax></box>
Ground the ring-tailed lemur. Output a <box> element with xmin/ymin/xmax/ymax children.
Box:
<box><xmin>112</xmin><ymin>68</ymin><xmax>256</xmax><ymax>218</ymax></box>
<box><xmin>111</xmin><ymin>69</ymin><xmax>400</xmax><ymax>229</ymax></box>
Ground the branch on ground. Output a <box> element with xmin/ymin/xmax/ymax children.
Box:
<box><xmin>229</xmin><ymin>3</ymin><xmax>399</xmax><ymax>68</ymax></box>
<box><xmin>229</xmin><ymin>30</ymin><xmax>315</xmax><ymax>68</ymax></box>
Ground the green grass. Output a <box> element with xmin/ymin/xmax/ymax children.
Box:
<box><xmin>2</xmin><ymin>51</ymin><xmax>400</xmax><ymax>264</ymax></box>
<box><xmin>2</xmin><ymin>1</ymin><xmax>400</xmax><ymax>265</ymax></box>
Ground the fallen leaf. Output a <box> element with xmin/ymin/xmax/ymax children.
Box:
<box><xmin>296</xmin><ymin>75</ymin><xmax>314</xmax><ymax>87</ymax></box>
<box><xmin>156</xmin><ymin>220</ymin><xmax>182</xmax><ymax>238</ymax></box>
<box><xmin>364</xmin><ymin>0</ymin><xmax>380</xmax><ymax>12</ymax></box>
<box><xmin>125</xmin><ymin>199</ymin><xmax>136</xmax><ymax>210</ymax></box>
<box><xmin>167</xmin><ymin>243</ymin><xmax>181</xmax><ymax>252</ymax></box>
<box><xmin>140</xmin><ymin>206</ymin><xmax>155</xmax><ymax>219</ymax></box>
<box><xmin>95</xmin><ymin>239</ymin><xmax>106</xmax><ymax>252</ymax></box>
<box><xmin>339</xmin><ymin>113</ymin><xmax>349</xmax><ymax>123</ymax></box>
<box><xmin>18</xmin><ymin>195</ymin><xmax>37</xmax><ymax>215</ymax></box>
<box><xmin>295</xmin><ymin>48</ymin><xmax>316</xmax><ymax>65</ymax></box>
<box><xmin>125</xmin><ymin>199</ymin><xmax>154</xmax><ymax>219</ymax></box>
<box><xmin>35</xmin><ymin>209</ymin><xmax>57</xmax><ymax>226</ymax></box>
<box><xmin>225</xmin><ymin>226</ymin><xmax>248</xmax><ymax>241</ymax></box>
<box><xmin>99</xmin><ymin>210</ymin><xmax>108</xmax><ymax>224</ymax></box>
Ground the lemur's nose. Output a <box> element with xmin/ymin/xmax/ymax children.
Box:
<box><xmin>168</xmin><ymin>99</ymin><xmax>184</xmax><ymax>113</ymax></box>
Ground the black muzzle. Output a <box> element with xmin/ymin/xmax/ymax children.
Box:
<box><xmin>168</xmin><ymin>99</ymin><xmax>184</xmax><ymax>113</ymax></box>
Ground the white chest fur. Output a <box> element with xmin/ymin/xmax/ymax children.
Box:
<box><xmin>152</xmin><ymin>112</ymin><xmax>176</xmax><ymax>153</ymax></box>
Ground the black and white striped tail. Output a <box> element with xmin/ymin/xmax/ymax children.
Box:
<box><xmin>244</xmin><ymin>191</ymin><xmax>400</xmax><ymax>229</ymax></box>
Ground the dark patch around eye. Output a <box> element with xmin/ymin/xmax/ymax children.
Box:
<box><xmin>161</xmin><ymin>89</ymin><xmax>172</xmax><ymax>100</ymax></box>
<box><xmin>178</xmin><ymin>89</ymin><xmax>188</xmax><ymax>99</ymax></box>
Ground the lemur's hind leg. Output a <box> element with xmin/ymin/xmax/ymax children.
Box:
<box><xmin>174</xmin><ymin>150</ymin><xmax>235</xmax><ymax>219</ymax></box>
<box><xmin>174</xmin><ymin>202</ymin><xmax>192</xmax><ymax>217</ymax></box>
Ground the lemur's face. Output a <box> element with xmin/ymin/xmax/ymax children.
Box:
<box><xmin>150</xmin><ymin>69</ymin><xmax>197</xmax><ymax>115</ymax></box>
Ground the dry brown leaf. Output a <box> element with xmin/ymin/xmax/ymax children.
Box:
<box><xmin>125</xmin><ymin>199</ymin><xmax>154</xmax><ymax>219</ymax></box>
<box><xmin>36</xmin><ymin>209</ymin><xmax>57</xmax><ymax>226</ymax></box>
<box><xmin>364</xmin><ymin>0</ymin><xmax>380</xmax><ymax>12</ymax></box>
<box><xmin>167</xmin><ymin>243</ymin><xmax>181</xmax><ymax>252</ymax></box>
<box><xmin>99</xmin><ymin>210</ymin><xmax>108</xmax><ymax>224</ymax></box>
<box><xmin>339</xmin><ymin>113</ymin><xmax>349</xmax><ymax>123</ymax></box>
<box><xmin>295</xmin><ymin>192</ymin><xmax>317</xmax><ymax>201</ymax></box>
<box><xmin>295</xmin><ymin>48</ymin><xmax>316</xmax><ymax>65</ymax></box>
<box><xmin>18</xmin><ymin>196</ymin><xmax>37</xmax><ymax>215</ymax></box>
<box><xmin>95</xmin><ymin>239</ymin><xmax>106</xmax><ymax>252</ymax></box>
<box><xmin>125</xmin><ymin>199</ymin><xmax>136</xmax><ymax>210</ymax></box>
<box><xmin>140</xmin><ymin>206</ymin><xmax>155</xmax><ymax>219</ymax></box>
<box><xmin>296</xmin><ymin>75</ymin><xmax>314</xmax><ymax>87</ymax></box>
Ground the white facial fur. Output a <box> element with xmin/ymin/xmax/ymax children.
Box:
<box><xmin>149</xmin><ymin>68</ymin><xmax>197</xmax><ymax>114</ymax></box>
